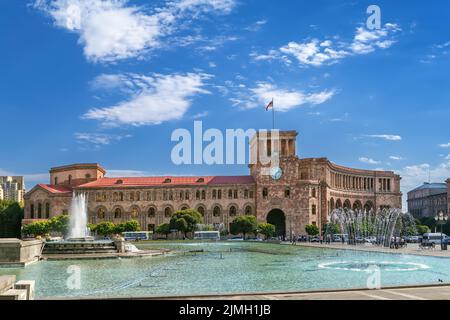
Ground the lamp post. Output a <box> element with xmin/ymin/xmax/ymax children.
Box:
<box><xmin>434</xmin><ymin>211</ymin><xmax>448</xmax><ymax>250</ymax></box>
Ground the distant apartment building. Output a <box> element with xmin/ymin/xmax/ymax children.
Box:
<box><xmin>407</xmin><ymin>182</ymin><xmax>448</xmax><ymax>218</ymax></box>
<box><xmin>0</xmin><ymin>176</ymin><xmax>25</xmax><ymax>203</ymax></box>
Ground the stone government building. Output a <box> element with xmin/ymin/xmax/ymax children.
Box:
<box><xmin>23</xmin><ymin>131</ymin><xmax>402</xmax><ymax>237</ymax></box>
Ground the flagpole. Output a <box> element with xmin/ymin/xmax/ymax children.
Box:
<box><xmin>272</xmin><ymin>98</ymin><xmax>275</xmax><ymax>130</ymax></box>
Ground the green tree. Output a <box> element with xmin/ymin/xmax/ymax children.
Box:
<box><xmin>230</xmin><ymin>216</ymin><xmax>258</xmax><ymax>239</ymax></box>
<box><xmin>115</xmin><ymin>220</ymin><xmax>140</xmax><ymax>234</ymax></box>
<box><xmin>305</xmin><ymin>224</ymin><xmax>319</xmax><ymax>236</ymax></box>
<box><xmin>22</xmin><ymin>221</ymin><xmax>50</xmax><ymax>237</ymax></box>
<box><xmin>172</xmin><ymin>218</ymin><xmax>189</xmax><ymax>238</ymax></box>
<box><xmin>169</xmin><ymin>209</ymin><xmax>202</xmax><ymax>238</ymax></box>
<box><xmin>0</xmin><ymin>200</ymin><xmax>24</xmax><ymax>238</ymax></box>
<box><xmin>156</xmin><ymin>223</ymin><xmax>171</xmax><ymax>239</ymax></box>
<box><xmin>416</xmin><ymin>225</ymin><xmax>431</xmax><ymax>235</ymax></box>
<box><xmin>95</xmin><ymin>222</ymin><xmax>116</xmax><ymax>237</ymax></box>
<box><xmin>323</xmin><ymin>223</ymin><xmax>340</xmax><ymax>235</ymax></box>
<box><xmin>258</xmin><ymin>223</ymin><xmax>275</xmax><ymax>240</ymax></box>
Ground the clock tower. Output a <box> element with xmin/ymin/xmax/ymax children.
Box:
<box><xmin>249</xmin><ymin>130</ymin><xmax>311</xmax><ymax>238</ymax></box>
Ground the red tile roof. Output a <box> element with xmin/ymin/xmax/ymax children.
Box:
<box><xmin>38</xmin><ymin>184</ymin><xmax>73</xmax><ymax>194</ymax></box>
<box><xmin>76</xmin><ymin>176</ymin><xmax>255</xmax><ymax>189</ymax></box>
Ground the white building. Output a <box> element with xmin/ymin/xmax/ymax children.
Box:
<box><xmin>0</xmin><ymin>176</ymin><xmax>25</xmax><ymax>203</ymax></box>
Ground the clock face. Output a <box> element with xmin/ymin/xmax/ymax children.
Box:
<box><xmin>270</xmin><ymin>167</ymin><xmax>283</xmax><ymax>180</ymax></box>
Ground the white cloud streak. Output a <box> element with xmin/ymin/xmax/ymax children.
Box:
<box><xmin>367</xmin><ymin>134</ymin><xmax>402</xmax><ymax>141</ymax></box>
<box><xmin>230</xmin><ymin>82</ymin><xmax>335</xmax><ymax>111</ymax></box>
<box><xmin>359</xmin><ymin>157</ymin><xmax>381</xmax><ymax>165</ymax></box>
<box><xmin>84</xmin><ymin>72</ymin><xmax>212</xmax><ymax>126</ymax></box>
<box><xmin>253</xmin><ymin>23</ymin><xmax>401</xmax><ymax>67</ymax></box>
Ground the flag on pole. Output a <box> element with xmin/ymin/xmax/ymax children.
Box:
<box><xmin>265</xmin><ymin>99</ymin><xmax>274</xmax><ymax>111</ymax></box>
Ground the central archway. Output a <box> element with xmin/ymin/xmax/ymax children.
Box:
<box><xmin>267</xmin><ymin>209</ymin><xmax>286</xmax><ymax>237</ymax></box>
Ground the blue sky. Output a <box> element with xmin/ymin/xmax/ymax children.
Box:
<box><xmin>0</xmin><ymin>0</ymin><xmax>449</xmax><ymax>208</ymax></box>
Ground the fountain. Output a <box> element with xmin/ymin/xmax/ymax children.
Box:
<box><xmin>324</xmin><ymin>208</ymin><xmax>417</xmax><ymax>248</ymax></box>
<box><xmin>43</xmin><ymin>192</ymin><xmax>118</xmax><ymax>256</ymax></box>
<box><xmin>67</xmin><ymin>193</ymin><xmax>94</xmax><ymax>242</ymax></box>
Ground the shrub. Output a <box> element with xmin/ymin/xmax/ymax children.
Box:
<box><xmin>305</xmin><ymin>224</ymin><xmax>320</xmax><ymax>236</ymax></box>
<box><xmin>258</xmin><ymin>223</ymin><xmax>275</xmax><ymax>240</ymax></box>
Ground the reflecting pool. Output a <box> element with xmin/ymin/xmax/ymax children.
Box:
<box><xmin>1</xmin><ymin>242</ymin><xmax>449</xmax><ymax>299</ymax></box>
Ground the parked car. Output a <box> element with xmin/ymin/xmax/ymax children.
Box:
<box><xmin>404</xmin><ymin>236</ymin><xmax>420</xmax><ymax>243</ymax></box>
<box><xmin>422</xmin><ymin>233</ymin><xmax>448</xmax><ymax>245</ymax></box>
<box><xmin>364</xmin><ymin>236</ymin><xmax>377</xmax><ymax>244</ymax></box>
<box><xmin>310</xmin><ymin>236</ymin><xmax>321</xmax><ymax>243</ymax></box>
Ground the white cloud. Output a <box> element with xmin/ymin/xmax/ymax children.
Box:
<box><xmin>231</xmin><ymin>82</ymin><xmax>335</xmax><ymax>111</ymax></box>
<box><xmin>255</xmin><ymin>23</ymin><xmax>401</xmax><ymax>67</ymax></box>
<box><xmin>439</xmin><ymin>142</ymin><xmax>450</xmax><ymax>148</ymax></box>
<box><xmin>245</xmin><ymin>19</ymin><xmax>267</xmax><ymax>32</ymax></box>
<box><xmin>389</xmin><ymin>156</ymin><xmax>404</xmax><ymax>161</ymax></box>
<box><xmin>84</xmin><ymin>72</ymin><xmax>211</xmax><ymax>126</ymax></box>
<box><xmin>75</xmin><ymin>132</ymin><xmax>132</xmax><ymax>145</ymax></box>
<box><xmin>367</xmin><ymin>134</ymin><xmax>402</xmax><ymax>141</ymax></box>
<box><xmin>191</xmin><ymin>111</ymin><xmax>209</xmax><ymax>119</ymax></box>
<box><xmin>34</xmin><ymin>0</ymin><xmax>237</xmax><ymax>63</ymax></box>
<box><xmin>359</xmin><ymin>157</ymin><xmax>381</xmax><ymax>165</ymax></box>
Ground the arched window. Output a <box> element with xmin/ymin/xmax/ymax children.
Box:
<box><xmin>213</xmin><ymin>206</ymin><xmax>221</xmax><ymax>217</ymax></box>
<box><xmin>130</xmin><ymin>192</ymin><xmax>135</xmax><ymax>201</ymax></box>
<box><xmin>217</xmin><ymin>190</ymin><xmax>222</xmax><ymax>199</ymax></box>
<box><xmin>233</xmin><ymin>190</ymin><xmax>238</xmax><ymax>199</ymax></box>
<box><xmin>198</xmin><ymin>207</ymin><xmax>205</xmax><ymax>216</ymax></box>
<box><xmin>38</xmin><ymin>203</ymin><xmax>42</xmax><ymax>219</ymax></box>
<box><xmin>228</xmin><ymin>190</ymin><xmax>233</xmax><ymax>199</ymax></box>
<box><xmin>245</xmin><ymin>206</ymin><xmax>252</xmax><ymax>216</ymax></box>
<box><xmin>54</xmin><ymin>177</ymin><xmax>58</xmax><ymax>185</ymax></box>
<box><xmin>262</xmin><ymin>188</ymin><xmax>268</xmax><ymax>199</ymax></box>
<box><xmin>136</xmin><ymin>192</ymin><xmax>140</xmax><ymax>201</ymax></box>
<box><xmin>244</xmin><ymin>189</ymin><xmax>249</xmax><ymax>199</ymax></box>
<box><xmin>97</xmin><ymin>208</ymin><xmax>106</xmax><ymax>219</ymax></box>
<box><xmin>164</xmin><ymin>207</ymin><xmax>172</xmax><ymax>218</ymax></box>
<box><xmin>285</xmin><ymin>188</ymin><xmax>291</xmax><ymax>198</ymax></box>
<box><xmin>212</xmin><ymin>190</ymin><xmax>217</xmax><ymax>199</ymax></box>
<box><xmin>30</xmin><ymin>204</ymin><xmax>34</xmax><ymax>218</ymax></box>
<box><xmin>148</xmin><ymin>208</ymin><xmax>156</xmax><ymax>218</ymax></box>
<box><xmin>131</xmin><ymin>207</ymin><xmax>139</xmax><ymax>218</ymax></box>
<box><xmin>181</xmin><ymin>206</ymin><xmax>189</xmax><ymax>211</ymax></box>
<box><xmin>114</xmin><ymin>208</ymin><xmax>122</xmax><ymax>219</ymax></box>
<box><xmin>201</xmin><ymin>190</ymin><xmax>206</xmax><ymax>200</ymax></box>
<box><xmin>311</xmin><ymin>204</ymin><xmax>317</xmax><ymax>215</ymax></box>
<box><xmin>68</xmin><ymin>175</ymin><xmax>72</xmax><ymax>185</ymax></box>
<box><xmin>196</xmin><ymin>190</ymin><xmax>200</xmax><ymax>200</ymax></box>
<box><xmin>343</xmin><ymin>200</ymin><xmax>351</xmax><ymax>210</ymax></box>
<box><xmin>119</xmin><ymin>192</ymin><xmax>124</xmax><ymax>201</ymax></box>
<box><xmin>311</xmin><ymin>188</ymin><xmax>316</xmax><ymax>198</ymax></box>
<box><xmin>45</xmin><ymin>203</ymin><xmax>50</xmax><ymax>219</ymax></box>
<box><xmin>229</xmin><ymin>206</ymin><xmax>237</xmax><ymax>217</ymax></box>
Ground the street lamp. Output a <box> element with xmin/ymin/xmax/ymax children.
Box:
<box><xmin>434</xmin><ymin>211</ymin><xmax>448</xmax><ymax>250</ymax></box>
